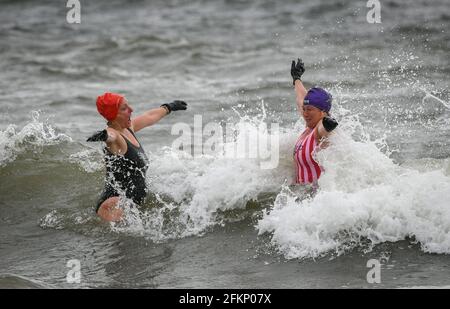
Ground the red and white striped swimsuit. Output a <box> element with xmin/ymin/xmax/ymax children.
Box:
<box><xmin>293</xmin><ymin>127</ymin><xmax>322</xmax><ymax>184</ymax></box>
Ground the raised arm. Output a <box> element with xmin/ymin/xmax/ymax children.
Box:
<box><xmin>291</xmin><ymin>59</ymin><xmax>307</xmax><ymax>115</ymax></box>
<box><xmin>294</xmin><ymin>80</ymin><xmax>308</xmax><ymax>115</ymax></box>
<box><xmin>131</xmin><ymin>100</ymin><xmax>187</xmax><ymax>132</ymax></box>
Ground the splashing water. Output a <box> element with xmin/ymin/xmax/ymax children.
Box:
<box><xmin>107</xmin><ymin>104</ymin><xmax>298</xmax><ymax>241</ymax></box>
<box><xmin>0</xmin><ymin>111</ymin><xmax>72</xmax><ymax>167</ymax></box>
<box><xmin>257</xmin><ymin>123</ymin><xmax>450</xmax><ymax>259</ymax></box>
<box><xmin>421</xmin><ymin>88</ymin><xmax>450</xmax><ymax>110</ymax></box>
<box><xmin>35</xmin><ymin>87</ymin><xmax>450</xmax><ymax>256</ymax></box>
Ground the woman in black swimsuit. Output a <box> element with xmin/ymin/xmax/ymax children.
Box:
<box><xmin>87</xmin><ymin>92</ymin><xmax>187</xmax><ymax>221</ymax></box>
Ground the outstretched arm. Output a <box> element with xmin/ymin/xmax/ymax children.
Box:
<box><xmin>131</xmin><ymin>100</ymin><xmax>188</xmax><ymax>132</ymax></box>
<box><xmin>131</xmin><ymin>107</ymin><xmax>168</xmax><ymax>132</ymax></box>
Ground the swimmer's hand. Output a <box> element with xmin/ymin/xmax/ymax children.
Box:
<box><xmin>87</xmin><ymin>129</ymin><xmax>108</xmax><ymax>142</ymax></box>
<box><xmin>291</xmin><ymin>58</ymin><xmax>305</xmax><ymax>85</ymax></box>
<box><xmin>161</xmin><ymin>100</ymin><xmax>187</xmax><ymax>114</ymax></box>
<box><xmin>322</xmin><ymin>116</ymin><xmax>338</xmax><ymax>132</ymax></box>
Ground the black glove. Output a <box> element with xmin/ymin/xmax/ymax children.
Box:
<box><xmin>161</xmin><ymin>100</ymin><xmax>187</xmax><ymax>114</ymax></box>
<box><xmin>322</xmin><ymin>116</ymin><xmax>338</xmax><ymax>132</ymax></box>
<box><xmin>291</xmin><ymin>58</ymin><xmax>305</xmax><ymax>85</ymax></box>
<box><xmin>87</xmin><ymin>129</ymin><xmax>108</xmax><ymax>142</ymax></box>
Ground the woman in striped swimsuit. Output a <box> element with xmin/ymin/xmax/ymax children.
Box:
<box><xmin>290</xmin><ymin>59</ymin><xmax>338</xmax><ymax>184</ymax></box>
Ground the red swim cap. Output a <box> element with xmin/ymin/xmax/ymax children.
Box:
<box><xmin>96</xmin><ymin>92</ymin><xmax>124</xmax><ymax>121</ymax></box>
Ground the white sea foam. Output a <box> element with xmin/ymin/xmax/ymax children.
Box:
<box><xmin>111</xmin><ymin>114</ymin><xmax>298</xmax><ymax>241</ymax></box>
<box><xmin>106</xmin><ymin>92</ymin><xmax>450</xmax><ymax>255</ymax></box>
<box><xmin>0</xmin><ymin>111</ymin><xmax>72</xmax><ymax>167</ymax></box>
<box><xmin>257</xmin><ymin>129</ymin><xmax>450</xmax><ymax>259</ymax></box>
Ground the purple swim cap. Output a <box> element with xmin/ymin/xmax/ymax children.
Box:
<box><xmin>304</xmin><ymin>87</ymin><xmax>332</xmax><ymax>112</ymax></box>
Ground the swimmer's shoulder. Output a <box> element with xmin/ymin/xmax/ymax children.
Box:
<box><xmin>104</xmin><ymin>127</ymin><xmax>127</xmax><ymax>154</ymax></box>
<box><xmin>105</xmin><ymin>127</ymin><xmax>119</xmax><ymax>144</ymax></box>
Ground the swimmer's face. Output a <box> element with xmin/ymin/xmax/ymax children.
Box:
<box><xmin>115</xmin><ymin>98</ymin><xmax>133</xmax><ymax>128</ymax></box>
<box><xmin>302</xmin><ymin>105</ymin><xmax>326</xmax><ymax>129</ymax></box>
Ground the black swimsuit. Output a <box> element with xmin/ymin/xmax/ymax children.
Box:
<box><xmin>96</xmin><ymin>128</ymin><xmax>149</xmax><ymax>212</ymax></box>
